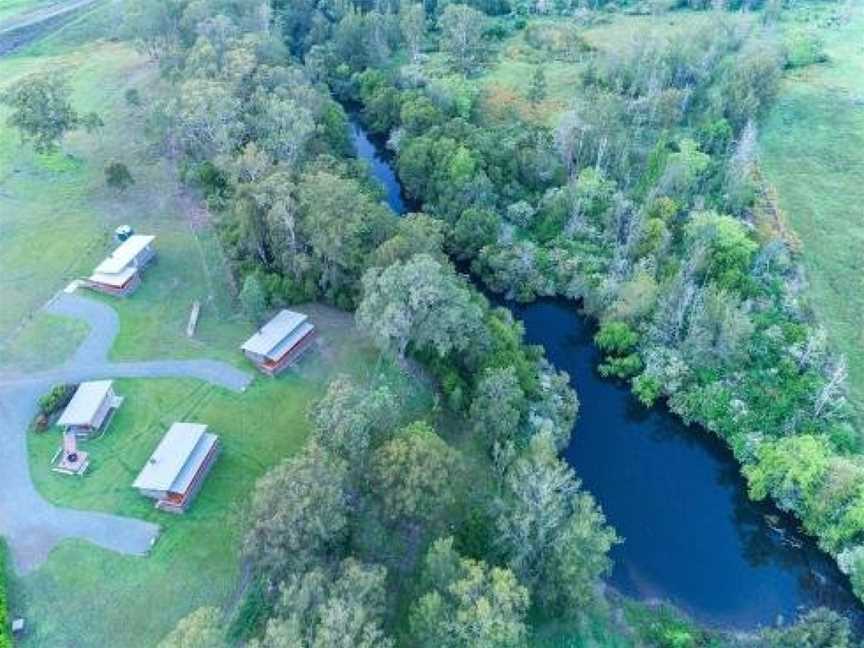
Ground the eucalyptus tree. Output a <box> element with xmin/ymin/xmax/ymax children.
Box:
<box><xmin>356</xmin><ymin>254</ymin><xmax>485</xmax><ymax>360</ymax></box>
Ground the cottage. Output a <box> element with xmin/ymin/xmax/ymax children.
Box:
<box><xmin>57</xmin><ymin>380</ymin><xmax>123</xmax><ymax>439</ymax></box>
<box><xmin>133</xmin><ymin>422</ymin><xmax>220</xmax><ymax>514</ymax></box>
<box><xmin>86</xmin><ymin>234</ymin><xmax>156</xmax><ymax>296</ymax></box>
<box><xmin>241</xmin><ymin>309</ymin><xmax>317</xmax><ymax>376</ymax></box>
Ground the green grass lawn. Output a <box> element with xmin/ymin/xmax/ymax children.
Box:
<box><xmin>760</xmin><ymin>3</ymin><xmax>864</xmax><ymax>423</ymax></box>
<box><xmin>22</xmin><ymin>377</ymin><xmax>314</xmax><ymax>646</ymax></box>
<box><xmin>0</xmin><ymin>4</ymin><xmax>248</xmax><ymax>368</ymax></box>
<box><xmin>16</xmin><ymin>306</ymin><xmax>428</xmax><ymax>647</ymax></box>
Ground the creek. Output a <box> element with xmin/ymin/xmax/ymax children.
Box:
<box><xmin>348</xmin><ymin>115</ymin><xmax>860</xmax><ymax>629</ymax></box>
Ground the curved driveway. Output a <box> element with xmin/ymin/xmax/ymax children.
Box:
<box><xmin>0</xmin><ymin>293</ymin><xmax>252</xmax><ymax>572</ymax></box>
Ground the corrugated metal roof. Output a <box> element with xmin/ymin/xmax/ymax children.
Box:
<box><xmin>241</xmin><ymin>310</ymin><xmax>309</xmax><ymax>356</ymax></box>
<box><xmin>265</xmin><ymin>321</ymin><xmax>315</xmax><ymax>361</ymax></box>
<box><xmin>169</xmin><ymin>432</ymin><xmax>218</xmax><ymax>494</ymax></box>
<box><xmin>57</xmin><ymin>381</ymin><xmax>113</xmax><ymax>427</ymax></box>
<box><xmin>93</xmin><ymin>235</ymin><xmax>155</xmax><ymax>275</ymax></box>
<box><xmin>133</xmin><ymin>422</ymin><xmax>208</xmax><ymax>492</ymax></box>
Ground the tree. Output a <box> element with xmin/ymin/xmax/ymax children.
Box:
<box><xmin>527</xmin><ymin>66</ymin><xmax>546</xmax><ymax>106</ymax></box>
<box><xmin>400</xmin><ymin>1</ymin><xmax>426</xmax><ymax>64</ymax></box>
<box><xmin>308</xmin><ymin>375</ymin><xmax>398</xmax><ymax>466</ymax></box>
<box><xmin>451</xmin><ymin>208</ymin><xmax>500</xmax><ymax>260</ymax></box>
<box><xmin>470</xmin><ymin>367</ymin><xmax>525</xmax><ymax>457</ymax></box>
<box><xmin>371</xmin><ymin>421</ymin><xmax>461</xmax><ymax>524</ymax></box>
<box><xmin>595</xmin><ymin>320</ymin><xmax>642</xmax><ymax>379</ymax></box>
<box><xmin>373</xmin><ymin>213</ymin><xmax>447</xmax><ymax>268</ymax></box>
<box><xmin>252</xmin><ymin>559</ymin><xmax>394</xmax><ymax>648</ymax></box>
<box><xmin>743</xmin><ymin>435</ymin><xmax>832</xmax><ymax>512</ymax></box>
<box><xmin>684</xmin><ymin>210</ymin><xmax>758</xmax><ymax>291</ymax></box>
<box><xmin>410</xmin><ymin>538</ymin><xmax>530</xmax><ymax>648</ymax></box>
<box><xmin>123</xmin><ymin>0</ymin><xmax>184</xmax><ymax>61</ymax></box>
<box><xmin>169</xmin><ymin>79</ymin><xmax>243</xmax><ymax>159</ymax></box>
<box><xmin>356</xmin><ymin>254</ymin><xmax>485</xmax><ymax>360</ymax></box>
<box><xmin>251</xmin><ymin>92</ymin><xmax>315</xmax><ymax>167</ymax></box>
<box><xmin>438</xmin><ymin>5</ymin><xmax>488</xmax><ymax>75</ymax></box>
<box><xmin>495</xmin><ymin>432</ymin><xmax>618</xmax><ymax>613</ymax></box>
<box><xmin>239</xmin><ymin>274</ymin><xmax>267</xmax><ymax>324</ymax></box>
<box><xmin>105</xmin><ymin>161</ymin><xmax>135</xmax><ymax>193</ymax></box>
<box><xmin>1</xmin><ymin>72</ymin><xmax>102</xmax><ymax>153</ymax></box>
<box><xmin>761</xmin><ymin>607</ymin><xmax>853</xmax><ymax>648</ymax></box>
<box><xmin>158</xmin><ymin>607</ymin><xmax>226</xmax><ymax>648</ymax></box>
<box><xmin>297</xmin><ymin>170</ymin><xmax>395</xmax><ymax>304</ymax></box>
<box><xmin>244</xmin><ymin>443</ymin><xmax>349</xmax><ymax>579</ymax></box>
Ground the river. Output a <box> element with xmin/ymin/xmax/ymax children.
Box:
<box><xmin>348</xmin><ymin>116</ymin><xmax>861</xmax><ymax>629</ymax></box>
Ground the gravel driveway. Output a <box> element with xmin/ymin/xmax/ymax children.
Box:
<box><xmin>0</xmin><ymin>293</ymin><xmax>252</xmax><ymax>572</ymax></box>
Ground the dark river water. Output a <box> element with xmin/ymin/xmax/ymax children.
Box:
<box><xmin>348</xmin><ymin>117</ymin><xmax>861</xmax><ymax>629</ymax></box>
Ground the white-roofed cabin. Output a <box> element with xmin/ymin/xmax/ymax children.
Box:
<box><xmin>241</xmin><ymin>309</ymin><xmax>317</xmax><ymax>376</ymax></box>
<box><xmin>133</xmin><ymin>422</ymin><xmax>220</xmax><ymax>514</ymax></box>
<box><xmin>57</xmin><ymin>380</ymin><xmax>124</xmax><ymax>439</ymax></box>
<box><xmin>86</xmin><ymin>234</ymin><xmax>156</xmax><ymax>296</ymax></box>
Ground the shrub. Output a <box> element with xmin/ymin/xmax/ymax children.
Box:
<box><xmin>785</xmin><ymin>30</ymin><xmax>828</xmax><ymax>69</ymax></box>
<box><xmin>124</xmin><ymin>88</ymin><xmax>141</xmax><ymax>106</ymax></box>
<box><xmin>595</xmin><ymin>321</ymin><xmax>639</xmax><ymax>355</ymax></box>
<box><xmin>38</xmin><ymin>383</ymin><xmax>75</xmax><ymax>417</ymax></box>
<box><xmin>105</xmin><ymin>161</ymin><xmax>135</xmax><ymax>192</ymax></box>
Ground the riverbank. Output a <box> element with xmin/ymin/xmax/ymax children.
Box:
<box><xmin>347</xmin><ymin>112</ymin><xmax>863</xmax><ymax>630</ymax></box>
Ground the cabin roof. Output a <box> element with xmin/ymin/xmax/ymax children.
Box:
<box><xmin>133</xmin><ymin>422</ymin><xmax>214</xmax><ymax>493</ymax></box>
<box><xmin>57</xmin><ymin>380</ymin><xmax>113</xmax><ymax>427</ymax></box>
<box><xmin>93</xmin><ymin>235</ymin><xmax>155</xmax><ymax>275</ymax></box>
<box><xmin>241</xmin><ymin>310</ymin><xmax>310</xmax><ymax>357</ymax></box>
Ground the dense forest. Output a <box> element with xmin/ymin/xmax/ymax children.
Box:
<box><xmin>6</xmin><ymin>0</ymin><xmax>856</xmax><ymax>644</ymax></box>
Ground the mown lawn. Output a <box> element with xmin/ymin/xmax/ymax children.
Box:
<box><xmin>760</xmin><ymin>3</ymin><xmax>864</xmax><ymax>423</ymax></box>
<box><xmin>0</xmin><ymin>3</ymin><xmax>248</xmax><ymax>368</ymax></box>
<box><xmin>16</xmin><ymin>305</ymin><xmax>426</xmax><ymax>647</ymax></box>
<box><xmin>22</xmin><ymin>377</ymin><xmax>314</xmax><ymax>647</ymax></box>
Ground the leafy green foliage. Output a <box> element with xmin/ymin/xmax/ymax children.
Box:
<box><xmin>0</xmin><ymin>72</ymin><xmax>102</xmax><ymax>153</ymax></box>
<box><xmin>684</xmin><ymin>211</ymin><xmax>758</xmax><ymax>291</ymax></box>
<box><xmin>410</xmin><ymin>538</ymin><xmax>530</xmax><ymax>648</ymax></box>
<box><xmin>595</xmin><ymin>322</ymin><xmax>642</xmax><ymax>379</ymax></box>
<box><xmin>370</xmin><ymin>421</ymin><xmax>461</xmax><ymax>523</ymax></box>
<box><xmin>37</xmin><ymin>383</ymin><xmax>76</xmax><ymax>416</ymax></box>
<box><xmin>495</xmin><ymin>432</ymin><xmax>619</xmax><ymax>616</ymax></box>
<box><xmin>250</xmin><ymin>560</ymin><xmax>393</xmax><ymax>648</ymax></box>
<box><xmin>470</xmin><ymin>366</ymin><xmax>526</xmax><ymax>456</ymax></box>
<box><xmin>760</xmin><ymin>607</ymin><xmax>853</xmax><ymax>648</ymax></box>
<box><xmin>238</xmin><ymin>274</ymin><xmax>267</xmax><ymax>325</ymax></box>
<box><xmin>743</xmin><ymin>435</ymin><xmax>832</xmax><ymax>511</ymax></box>
<box><xmin>527</xmin><ymin>66</ymin><xmax>546</xmax><ymax>105</ymax></box>
<box><xmin>158</xmin><ymin>607</ymin><xmax>226</xmax><ymax>648</ymax></box>
<box><xmin>105</xmin><ymin>161</ymin><xmax>135</xmax><ymax>193</ymax></box>
<box><xmin>309</xmin><ymin>375</ymin><xmax>398</xmax><ymax>466</ymax></box>
<box><xmin>356</xmin><ymin>254</ymin><xmax>485</xmax><ymax>359</ymax></box>
<box><xmin>244</xmin><ymin>443</ymin><xmax>349</xmax><ymax>580</ymax></box>
<box><xmin>439</xmin><ymin>4</ymin><xmax>489</xmax><ymax>75</ymax></box>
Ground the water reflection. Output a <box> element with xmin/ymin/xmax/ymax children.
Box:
<box><xmin>508</xmin><ymin>298</ymin><xmax>860</xmax><ymax>628</ymax></box>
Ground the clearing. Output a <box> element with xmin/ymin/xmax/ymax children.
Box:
<box><xmin>760</xmin><ymin>3</ymin><xmax>864</xmax><ymax>423</ymax></box>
